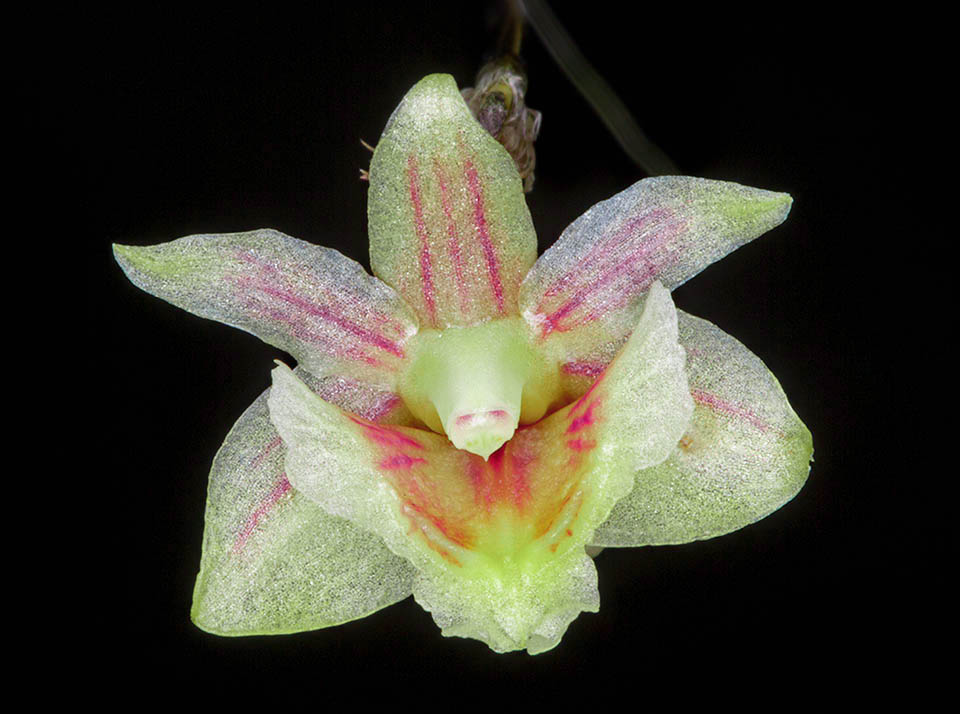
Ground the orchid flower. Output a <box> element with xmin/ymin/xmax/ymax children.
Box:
<box><xmin>114</xmin><ymin>74</ymin><xmax>812</xmax><ymax>654</ymax></box>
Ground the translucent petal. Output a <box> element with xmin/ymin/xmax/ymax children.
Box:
<box><xmin>268</xmin><ymin>282</ymin><xmax>691</xmax><ymax>653</ymax></box>
<box><xmin>114</xmin><ymin>230</ymin><xmax>418</xmax><ymax>388</ymax></box>
<box><xmin>368</xmin><ymin>74</ymin><xmax>538</xmax><ymax>328</ymax></box>
<box><xmin>519</xmin><ymin>177</ymin><xmax>792</xmax><ymax>399</ymax></box>
<box><xmin>591</xmin><ymin>310</ymin><xmax>813</xmax><ymax>546</ymax></box>
<box><xmin>191</xmin><ymin>370</ymin><xmax>416</xmax><ymax>636</ymax></box>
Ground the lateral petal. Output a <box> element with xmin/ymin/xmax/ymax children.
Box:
<box><xmin>191</xmin><ymin>370</ymin><xmax>416</xmax><ymax>636</ymax></box>
<box><xmin>368</xmin><ymin>74</ymin><xmax>538</xmax><ymax>328</ymax></box>
<box><xmin>519</xmin><ymin>177</ymin><xmax>791</xmax><ymax>398</ymax></box>
<box><xmin>114</xmin><ymin>230</ymin><xmax>418</xmax><ymax>388</ymax></box>
<box><xmin>591</xmin><ymin>310</ymin><xmax>813</xmax><ymax>546</ymax></box>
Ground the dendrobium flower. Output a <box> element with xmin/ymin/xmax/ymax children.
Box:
<box><xmin>114</xmin><ymin>74</ymin><xmax>812</xmax><ymax>654</ymax></box>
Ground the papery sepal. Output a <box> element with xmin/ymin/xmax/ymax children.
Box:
<box><xmin>114</xmin><ymin>230</ymin><xmax>418</xmax><ymax>388</ymax></box>
<box><xmin>368</xmin><ymin>74</ymin><xmax>538</xmax><ymax>327</ymax></box>
<box><xmin>520</xmin><ymin>177</ymin><xmax>791</xmax><ymax>402</ymax></box>
<box><xmin>190</xmin><ymin>371</ymin><xmax>416</xmax><ymax>636</ymax></box>
<box><xmin>591</xmin><ymin>310</ymin><xmax>812</xmax><ymax>546</ymax></box>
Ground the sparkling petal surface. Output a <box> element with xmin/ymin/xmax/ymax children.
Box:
<box><xmin>191</xmin><ymin>369</ymin><xmax>416</xmax><ymax>636</ymax></box>
<box><xmin>114</xmin><ymin>230</ymin><xmax>419</xmax><ymax>388</ymax></box>
<box><xmin>519</xmin><ymin>176</ymin><xmax>792</xmax><ymax>400</ymax></box>
<box><xmin>368</xmin><ymin>74</ymin><xmax>538</xmax><ymax>328</ymax></box>
<box><xmin>591</xmin><ymin>310</ymin><xmax>813</xmax><ymax>546</ymax></box>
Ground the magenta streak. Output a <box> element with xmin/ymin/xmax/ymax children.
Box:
<box><xmin>232</xmin><ymin>474</ymin><xmax>292</xmax><ymax>554</ymax></box>
<box><xmin>567</xmin><ymin>398</ymin><xmax>601</xmax><ymax>434</ymax></box>
<box><xmin>313</xmin><ymin>378</ymin><xmax>402</xmax><ymax>422</ymax></box>
<box><xmin>466</xmin><ymin>446</ymin><xmax>530</xmax><ymax>512</ymax></box>
<box><xmin>541</xmin><ymin>210</ymin><xmax>668</xmax><ymax>301</ymax></box>
<box><xmin>230</xmin><ymin>272</ymin><xmax>405</xmax><ymax>358</ymax></box>
<box><xmin>407</xmin><ymin>155</ymin><xmax>438</xmax><ymax>324</ymax></box>
<box><xmin>250</xmin><ymin>435</ymin><xmax>283</xmax><ymax>469</ymax></box>
<box><xmin>568</xmin><ymin>375</ymin><xmax>604</xmax><ymax>418</ymax></box>
<box><xmin>237</xmin><ymin>252</ymin><xmax>408</xmax><ymax>342</ymax></box>
<box><xmin>379</xmin><ymin>454</ymin><xmax>427</xmax><ymax>470</ymax></box>
<box><xmin>252</xmin><ymin>298</ymin><xmax>384</xmax><ymax>368</ymax></box>
<box><xmin>506</xmin><ymin>447</ymin><xmax>532</xmax><ymax>509</ymax></box>
<box><xmin>468</xmin><ymin>459</ymin><xmax>494</xmax><ymax>510</ymax></box>
<box><xmin>566</xmin><ymin>437</ymin><xmax>596</xmax><ymax>452</ymax></box>
<box><xmin>463</xmin><ymin>159</ymin><xmax>505</xmax><ymax>313</ymax></box>
<box><xmin>488</xmin><ymin>448</ymin><xmax>508</xmax><ymax>505</ymax></box>
<box><xmin>539</xmin><ymin>221</ymin><xmax>679</xmax><ymax>337</ymax></box>
<box><xmin>433</xmin><ymin>159</ymin><xmax>471</xmax><ymax>314</ymax></box>
<box><xmin>364</xmin><ymin>393</ymin><xmax>403</xmax><ymax>422</ymax></box>
<box><xmin>349</xmin><ymin>416</ymin><xmax>425</xmax><ymax>450</ymax></box>
<box><xmin>691</xmin><ymin>388</ymin><xmax>774</xmax><ymax>434</ymax></box>
<box><xmin>561</xmin><ymin>360</ymin><xmax>608</xmax><ymax>378</ymax></box>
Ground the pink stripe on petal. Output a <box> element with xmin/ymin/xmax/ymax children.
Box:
<box><xmin>561</xmin><ymin>361</ymin><xmax>609</xmax><ymax>377</ymax></box>
<box><xmin>463</xmin><ymin>158</ymin><xmax>505</xmax><ymax>313</ymax></box>
<box><xmin>407</xmin><ymin>155</ymin><xmax>438</xmax><ymax>324</ymax></box>
<box><xmin>250</xmin><ymin>435</ymin><xmax>283</xmax><ymax>469</ymax></box>
<box><xmin>227</xmin><ymin>269</ymin><xmax>405</xmax><ymax>359</ymax></box>
<box><xmin>433</xmin><ymin>159</ymin><xmax>471</xmax><ymax>315</ymax></box>
<box><xmin>567</xmin><ymin>398</ymin><xmax>602</xmax><ymax>434</ymax></box>
<box><xmin>507</xmin><ymin>445</ymin><xmax>533</xmax><ymax>510</ymax></box>
<box><xmin>691</xmin><ymin>388</ymin><xmax>779</xmax><ymax>434</ymax></box>
<box><xmin>247</xmin><ymin>296</ymin><xmax>387</xmax><ymax>368</ymax></box>
<box><xmin>540</xmin><ymin>211</ymin><xmax>667</xmax><ymax>300</ymax></box>
<box><xmin>239</xmin><ymin>252</ymin><xmax>410</xmax><ymax>339</ymax></box>
<box><xmin>363</xmin><ymin>393</ymin><xmax>403</xmax><ymax>422</ymax></box>
<box><xmin>232</xmin><ymin>474</ymin><xmax>293</xmax><ymax>554</ymax></box>
<box><xmin>536</xmin><ymin>211</ymin><xmax>686</xmax><ymax>337</ymax></box>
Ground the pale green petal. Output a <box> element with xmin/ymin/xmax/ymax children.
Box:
<box><xmin>591</xmin><ymin>310</ymin><xmax>813</xmax><ymax>546</ymax></box>
<box><xmin>114</xmin><ymin>230</ymin><xmax>418</xmax><ymax>388</ymax></box>
<box><xmin>191</xmin><ymin>373</ymin><xmax>416</xmax><ymax>636</ymax></box>
<box><xmin>519</xmin><ymin>177</ymin><xmax>791</xmax><ymax>401</ymax></box>
<box><xmin>368</xmin><ymin>74</ymin><xmax>538</xmax><ymax>328</ymax></box>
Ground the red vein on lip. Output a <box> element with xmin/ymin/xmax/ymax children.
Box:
<box><xmin>466</xmin><ymin>445</ymin><xmax>531</xmax><ymax>513</ymax></box>
<box><xmin>348</xmin><ymin>415</ymin><xmax>425</xmax><ymax>450</ymax></box>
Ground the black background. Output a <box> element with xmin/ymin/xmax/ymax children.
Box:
<box><xmin>40</xmin><ymin>0</ymin><xmax>940</xmax><ymax>697</ymax></box>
